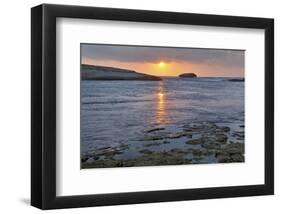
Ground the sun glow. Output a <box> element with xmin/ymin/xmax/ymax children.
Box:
<box><xmin>158</xmin><ymin>62</ymin><xmax>165</xmax><ymax>68</ymax></box>
<box><xmin>158</xmin><ymin>92</ymin><xmax>164</xmax><ymax>98</ymax></box>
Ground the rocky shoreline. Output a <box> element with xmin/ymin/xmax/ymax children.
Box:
<box><xmin>81</xmin><ymin>121</ymin><xmax>244</xmax><ymax>169</ymax></box>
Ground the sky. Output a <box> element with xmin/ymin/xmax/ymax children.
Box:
<box><xmin>81</xmin><ymin>44</ymin><xmax>244</xmax><ymax>77</ymax></box>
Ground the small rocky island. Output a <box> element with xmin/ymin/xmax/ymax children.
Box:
<box><xmin>82</xmin><ymin>64</ymin><xmax>162</xmax><ymax>81</ymax></box>
<box><xmin>227</xmin><ymin>78</ymin><xmax>245</xmax><ymax>82</ymax></box>
<box><xmin>179</xmin><ymin>73</ymin><xmax>197</xmax><ymax>78</ymax></box>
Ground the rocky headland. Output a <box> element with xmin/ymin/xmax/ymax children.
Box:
<box><xmin>81</xmin><ymin>64</ymin><xmax>162</xmax><ymax>81</ymax></box>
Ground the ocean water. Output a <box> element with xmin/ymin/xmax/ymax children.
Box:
<box><xmin>81</xmin><ymin>78</ymin><xmax>244</xmax><ymax>160</ymax></box>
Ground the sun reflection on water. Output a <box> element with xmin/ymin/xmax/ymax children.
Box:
<box><xmin>156</xmin><ymin>82</ymin><xmax>167</xmax><ymax>125</ymax></box>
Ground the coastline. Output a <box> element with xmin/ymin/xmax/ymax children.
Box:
<box><xmin>81</xmin><ymin>64</ymin><xmax>162</xmax><ymax>81</ymax></box>
<box><xmin>81</xmin><ymin>120</ymin><xmax>244</xmax><ymax>169</ymax></box>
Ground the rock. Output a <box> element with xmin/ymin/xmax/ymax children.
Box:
<box><xmin>141</xmin><ymin>135</ymin><xmax>166</xmax><ymax>141</ymax></box>
<box><xmin>145</xmin><ymin>127</ymin><xmax>165</xmax><ymax>133</ymax></box>
<box><xmin>228</xmin><ymin>78</ymin><xmax>244</xmax><ymax>82</ymax></box>
<box><xmin>170</xmin><ymin>148</ymin><xmax>190</xmax><ymax>154</ymax></box>
<box><xmin>95</xmin><ymin>148</ymin><xmax>123</xmax><ymax>157</ymax></box>
<box><xmin>179</xmin><ymin>73</ymin><xmax>197</xmax><ymax>78</ymax></box>
<box><xmin>98</xmin><ymin>146</ymin><xmax>111</xmax><ymax>150</ymax></box>
<box><xmin>232</xmin><ymin>131</ymin><xmax>244</xmax><ymax>140</ymax></box>
<box><xmin>202</xmin><ymin>142</ymin><xmax>221</xmax><ymax>150</ymax></box>
<box><xmin>217</xmin><ymin>154</ymin><xmax>232</xmax><ymax>163</ymax></box>
<box><xmin>143</xmin><ymin>141</ymin><xmax>162</xmax><ymax>147</ymax></box>
<box><xmin>139</xmin><ymin>149</ymin><xmax>153</xmax><ymax>154</ymax></box>
<box><xmin>81</xmin><ymin>64</ymin><xmax>162</xmax><ymax>81</ymax></box>
<box><xmin>226</xmin><ymin>148</ymin><xmax>241</xmax><ymax>155</ymax></box>
<box><xmin>85</xmin><ymin>157</ymin><xmax>95</xmax><ymax>164</ymax></box>
<box><xmin>215</xmin><ymin>143</ymin><xmax>244</xmax><ymax>163</ymax></box>
<box><xmin>193</xmin><ymin>156</ymin><xmax>203</xmax><ymax>162</ymax></box>
<box><xmin>220</xmin><ymin>126</ymin><xmax>230</xmax><ymax>132</ymax></box>
<box><xmin>81</xmin><ymin>150</ymin><xmax>193</xmax><ymax>168</ymax></box>
<box><xmin>231</xmin><ymin>153</ymin><xmax>244</xmax><ymax>162</ymax></box>
<box><xmin>168</xmin><ymin>132</ymin><xmax>187</xmax><ymax>139</ymax></box>
<box><xmin>186</xmin><ymin>138</ymin><xmax>203</xmax><ymax>145</ymax></box>
<box><xmin>191</xmin><ymin>148</ymin><xmax>207</xmax><ymax>156</ymax></box>
<box><xmin>215</xmin><ymin>133</ymin><xmax>228</xmax><ymax>143</ymax></box>
<box><xmin>81</xmin><ymin>157</ymin><xmax>88</xmax><ymax>163</ymax></box>
<box><xmin>119</xmin><ymin>143</ymin><xmax>129</xmax><ymax>150</ymax></box>
<box><xmin>224</xmin><ymin>143</ymin><xmax>244</xmax><ymax>154</ymax></box>
<box><xmin>92</xmin><ymin>144</ymin><xmax>130</xmax><ymax>159</ymax></box>
<box><xmin>163</xmin><ymin>140</ymin><xmax>170</xmax><ymax>144</ymax></box>
<box><xmin>141</xmin><ymin>131</ymin><xmax>187</xmax><ymax>141</ymax></box>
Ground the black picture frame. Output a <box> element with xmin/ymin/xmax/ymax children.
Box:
<box><xmin>31</xmin><ymin>4</ymin><xmax>274</xmax><ymax>210</ymax></box>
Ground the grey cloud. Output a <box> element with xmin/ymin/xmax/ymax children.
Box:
<box><xmin>81</xmin><ymin>44</ymin><xmax>244</xmax><ymax>68</ymax></box>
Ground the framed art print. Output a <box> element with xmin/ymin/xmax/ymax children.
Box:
<box><xmin>31</xmin><ymin>4</ymin><xmax>274</xmax><ymax>209</ymax></box>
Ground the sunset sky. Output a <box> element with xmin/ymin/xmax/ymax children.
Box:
<box><xmin>81</xmin><ymin>44</ymin><xmax>244</xmax><ymax>77</ymax></box>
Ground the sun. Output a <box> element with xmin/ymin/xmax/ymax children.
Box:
<box><xmin>158</xmin><ymin>61</ymin><xmax>165</xmax><ymax>68</ymax></box>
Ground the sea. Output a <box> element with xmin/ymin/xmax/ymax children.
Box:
<box><xmin>81</xmin><ymin>77</ymin><xmax>244</xmax><ymax>160</ymax></box>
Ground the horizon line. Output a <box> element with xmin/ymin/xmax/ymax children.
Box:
<box><xmin>81</xmin><ymin>63</ymin><xmax>244</xmax><ymax>78</ymax></box>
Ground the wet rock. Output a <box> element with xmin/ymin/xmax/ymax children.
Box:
<box><xmin>81</xmin><ymin>157</ymin><xmax>88</xmax><ymax>163</ymax></box>
<box><xmin>186</xmin><ymin>138</ymin><xmax>203</xmax><ymax>145</ymax></box>
<box><xmin>183</xmin><ymin>128</ymin><xmax>195</xmax><ymax>132</ymax></box>
<box><xmin>141</xmin><ymin>135</ymin><xmax>166</xmax><ymax>141</ymax></box>
<box><xmin>141</xmin><ymin>131</ymin><xmax>187</xmax><ymax>141</ymax></box>
<box><xmin>191</xmin><ymin>148</ymin><xmax>207</xmax><ymax>156</ymax></box>
<box><xmin>170</xmin><ymin>148</ymin><xmax>190</xmax><ymax>154</ymax></box>
<box><xmin>193</xmin><ymin>156</ymin><xmax>203</xmax><ymax>162</ymax></box>
<box><xmin>143</xmin><ymin>142</ymin><xmax>162</xmax><ymax>147</ymax></box>
<box><xmin>224</xmin><ymin>143</ymin><xmax>244</xmax><ymax>154</ymax></box>
<box><xmin>220</xmin><ymin>126</ymin><xmax>230</xmax><ymax>132</ymax></box>
<box><xmin>82</xmin><ymin>121</ymin><xmax>245</xmax><ymax>168</ymax></box>
<box><xmin>231</xmin><ymin>153</ymin><xmax>244</xmax><ymax>162</ymax></box>
<box><xmin>139</xmin><ymin>149</ymin><xmax>153</xmax><ymax>154</ymax></box>
<box><xmin>81</xmin><ymin>150</ymin><xmax>193</xmax><ymax>168</ymax></box>
<box><xmin>91</xmin><ymin>144</ymin><xmax>130</xmax><ymax>159</ymax></box>
<box><xmin>168</xmin><ymin>132</ymin><xmax>187</xmax><ymax>139</ymax></box>
<box><xmin>98</xmin><ymin>146</ymin><xmax>111</xmax><ymax>150</ymax></box>
<box><xmin>215</xmin><ymin>143</ymin><xmax>244</xmax><ymax>163</ymax></box>
<box><xmin>145</xmin><ymin>127</ymin><xmax>165</xmax><ymax>133</ymax></box>
<box><xmin>215</xmin><ymin>133</ymin><xmax>228</xmax><ymax>143</ymax></box>
<box><xmin>232</xmin><ymin>131</ymin><xmax>244</xmax><ymax>139</ymax></box>
<box><xmin>202</xmin><ymin>142</ymin><xmax>221</xmax><ymax>150</ymax></box>
<box><xmin>95</xmin><ymin>148</ymin><xmax>123</xmax><ymax>157</ymax></box>
<box><xmin>119</xmin><ymin>143</ymin><xmax>129</xmax><ymax>150</ymax></box>
<box><xmin>217</xmin><ymin>154</ymin><xmax>232</xmax><ymax>163</ymax></box>
<box><xmin>85</xmin><ymin>157</ymin><xmax>95</xmax><ymax>164</ymax></box>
